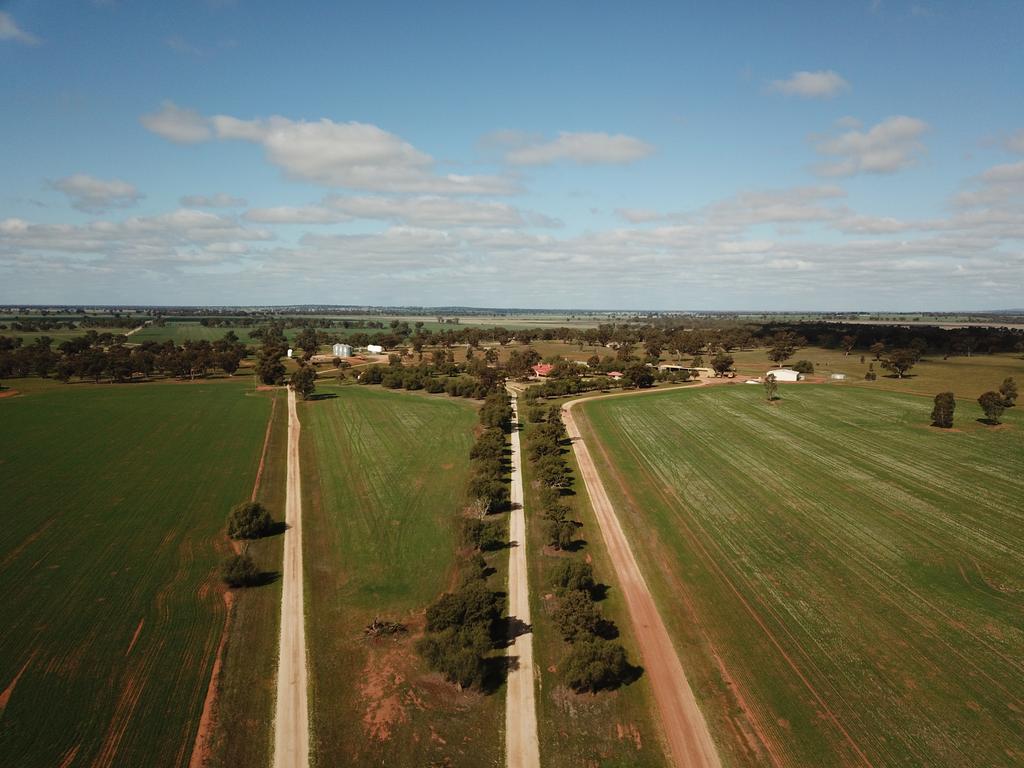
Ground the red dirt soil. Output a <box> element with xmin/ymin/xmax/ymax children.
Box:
<box><xmin>188</xmin><ymin>590</ymin><xmax>234</xmax><ymax>768</ymax></box>
<box><xmin>251</xmin><ymin>395</ymin><xmax>278</xmax><ymax>502</ymax></box>
<box><xmin>125</xmin><ymin>619</ymin><xmax>145</xmax><ymax>657</ymax></box>
<box><xmin>0</xmin><ymin>653</ymin><xmax>36</xmax><ymax>710</ymax></box>
<box><xmin>0</xmin><ymin>389</ymin><xmax>19</xmax><ymax>398</ymax></box>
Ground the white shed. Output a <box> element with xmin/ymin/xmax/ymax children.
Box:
<box><xmin>766</xmin><ymin>368</ymin><xmax>801</xmax><ymax>382</ymax></box>
<box><xmin>332</xmin><ymin>343</ymin><xmax>353</xmax><ymax>358</ymax></box>
<box><xmin>830</xmin><ymin>372</ymin><xmax>847</xmax><ymax>380</ymax></box>
<box><xmin>366</xmin><ymin>344</ymin><xmax>384</xmax><ymax>355</ymax></box>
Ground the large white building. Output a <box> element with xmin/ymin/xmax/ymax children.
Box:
<box><xmin>332</xmin><ymin>343</ymin><xmax>353</xmax><ymax>357</ymax></box>
<box><xmin>366</xmin><ymin>344</ymin><xmax>384</xmax><ymax>355</ymax></box>
<box><xmin>766</xmin><ymin>368</ymin><xmax>801</xmax><ymax>382</ymax></box>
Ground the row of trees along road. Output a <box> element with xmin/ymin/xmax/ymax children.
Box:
<box><xmin>524</xmin><ymin>403</ymin><xmax>638</xmax><ymax>693</ymax></box>
<box><xmin>416</xmin><ymin>390</ymin><xmax>511</xmax><ymax>689</ymax></box>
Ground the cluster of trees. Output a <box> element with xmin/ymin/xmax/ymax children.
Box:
<box><xmin>518</xmin><ymin>406</ymin><xmax>637</xmax><ymax>692</ymax></box>
<box><xmin>416</xmin><ymin>561</ymin><xmax>504</xmax><ymax>689</ymax></box>
<box><xmin>465</xmin><ymin>392</ymin><xmax>513</xmax><ymax>514</ymax></box>
<box><xmin>525</xmin><ymin>405</ymin><xmax>577</xmax><ymax>548</ymax></box>
<box><xmin>0</xmin><ymin>315</ymin><xmax>139</xmax><ymax>331</ymax></box>
<box><xmin>978</xmin><ymin>377</ymin><xmax>1017</xmax><ymax>425</ymax></box>
<box><xmin>0</xmin><ymin>332</ymin><xmax>246</xmax><ymax>383</ymax></box>
<box><xmin>357</xmin><ymin>362</ymin><xmax>502</xmax><ymax>398</ymax></box>
<box><xmin>220</xmin><ymin>501</ymin><xmax>277</xmax><ymax>588</ymax></box>
<box><xmin>759</xmin><ymin>322</ymin><xmax>1024</xmax><ymax>359</ymax></box>
<box><xmin>549</xmin><ymin>544</ymin><xmax>635</xmax><ymax>692</ymax></box>
<box><xmin>416</xmin><ymin>392</ymin><xmax>511</xmax><ymax>689</ymax></box>
<box><xmin>290</xmin><ymin>364</ymin><xmax>317</xmax><ymax>400</ymax></box>
<box><xmin>254</xmin><ymin>322</ymin><xmax>288</xmax><ymax>385</ymax></box>
<box><xmin>930</xmin><ymin>378</ymin><xmax>1016</xmax><ymax>428</ymax></box>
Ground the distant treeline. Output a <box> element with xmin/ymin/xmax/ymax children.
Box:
<box><xmin>0</xmin><ymin>332</ymin><xmax>246</xmax><ymax>382</ymax></box>
<box><xmin>0</xmin><ymin>316</ymin><xmax>140</xmax><ymax>332</ymax></box>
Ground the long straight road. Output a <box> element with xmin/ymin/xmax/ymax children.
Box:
<box><xmin>563</xmin><ymin>396</ymin><xmax>721</xmax><ymax>768</ymax></box>
<box><xmin>505</xmin><ymin>391</ymin><xmax>541</xmax><ymax>768</ymax></box>
<box><xmin>273</xmin><ymin>388</ymin><xmax>310</xmax><ymax>768</ymax></box>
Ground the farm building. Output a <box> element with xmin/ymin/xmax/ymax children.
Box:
<box><xmin>766</xmin><ymin>368</ymin><xmax>801</xmax><ymax>382</ymax></box>
<box><xmin>830</xmin><ymin>372</ymin><xmax>847</xmax><ymax>380</ymax></box>
<box><xmin>608</xmin><ymin>371</ymin><xmax>623</xmax><ymax>380</ymax></box>
<box><xmin>366</xmin><ymin>344</ymin><xmax>384</xmax><ymax>355</ymax></box>
<box><xmin>332</xmin><ymin>343</ymin><xmax>353</xmax><ymax>357</ymax></box>
<box><xmin>531</xmin><ymin>363</ymin><xmax>555</xmax><ymax>378</ymax></box>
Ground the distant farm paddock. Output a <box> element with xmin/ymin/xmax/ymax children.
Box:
<box><xmin>0</xmin><ymin>381</ymin><xmax>271</xmax><ymax>768</ymax></box>
<box><xmin>576</xmin><ymin>386</ymin><xmax>1024</xmax><ymax>767</ymax></box>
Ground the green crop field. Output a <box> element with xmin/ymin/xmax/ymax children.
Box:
<box><xmin>0</xmin><ymin>380</ymin><xmax>273</xmax><ymax>768</ymax></box>
<box><xmin>301</xmin><ymin>384</ymin><xmax>504</xmax><ymax>767</ymax></box>
<box><xmin>208</xmin><ymin>388</ymin><xmax>288</xmax><ymax>768</ymax></box>
<box><xmin>576</xmin><ymin>386</ymin><xmax>1024</xmax><ymax>767</ymax></box>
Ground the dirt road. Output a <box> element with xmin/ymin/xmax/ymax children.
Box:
<box><xmin>505</xmin><ymin>392</ymin><xmax>541</xmax><ymax>768</ymax></box>
<box><xmin>563</xmin><ymin>395</ymin><xmax>721</xmax><ymax>768</ymax></box>
<box><xmin>273</xmin><ymin>388</ymin><xmax>310</xmax><ymax>768</ymax></box>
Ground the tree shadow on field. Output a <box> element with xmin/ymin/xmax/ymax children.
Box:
<box><xmin>499</xmin><ymin>616</ymin><xmax>532</xmax><ymax>647</ymax></box>
<box><xmin>590</xmin><ymin>583</ymin><xmax>610</xmax><ymax>602</ymax></box>
<box><xmin>266</xmin><ymin>520</ymin><xmax>289</xmax><ymax>537</ymax></box>
<box><xmin>480</xmin><ymin>655</ymin><xmax>514</xmax><ymax>695</ymax></box>
<box><xmin>976</xmin><ymin>417</ymin><xmax>1003</xmax><ymax>426</ymax></box>
<box><xmin>594</xmin><ymin>618</ymin><xmax>620</xmax><ymax>640</ymax></box>
<box><xmin>306</xmin><ymin>392</ymin><xmax>338</xmax><ymax>401</ymax></box>
<box><xmin>560</xmin><ymin>537</ymin><xmax>587</xmax><ymax>553</ymax></box>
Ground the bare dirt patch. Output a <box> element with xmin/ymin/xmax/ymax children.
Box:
<box><xmin>188</xmin><ymin>590</ymin><xmax>233</xmax><ymax>768</ymax></box>
<box><xmin>125</xmin><ymin>618</ymin><xmax>145</xmax><ymax>657</ymax></box>
<box><xmin>359</xmin><ymin>644</ymin><xmax>414</xmax><ymax>741</ymax></box>
<box><xmin>0</xmin><ymin>653</ymin><xmax>35</xmax><ymax>711</ymax></box>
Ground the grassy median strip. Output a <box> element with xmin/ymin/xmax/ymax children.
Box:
<box><xmin>301</xmin><ymin>383</ymin><xmax>504</xmax><ymax>767</ymax></box>
<box><xmin>518</xmin><ymin>396</ymin><xmax>669</xmax><ymax>767</ymax></box>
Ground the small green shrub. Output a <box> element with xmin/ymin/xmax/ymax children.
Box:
<box><xmin>227</xmin><ymin>501</ymin><xmax>273</xmax><ymax>539</ymax></box>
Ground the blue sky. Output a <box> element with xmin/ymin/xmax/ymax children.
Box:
<box><xmin>1</xmin><ymin>0</ymin><xmax>1022</xmax><ymax>309</ymax></box>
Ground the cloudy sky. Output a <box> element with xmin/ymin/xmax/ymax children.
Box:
<box><xmin>2</xmin><ymin>1</ymin><xmax>1022</xmax><ymax>310</ymax></box>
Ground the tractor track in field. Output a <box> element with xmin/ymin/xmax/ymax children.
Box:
<box><xmin>273</xmin><ymin>387</ymin><xmax>310</xmax><ymax>768</ymax></box>
<box><xmin>562</xmin><ymin>386</ymin><xmax>722</xmax><ymax>768</ymax></box>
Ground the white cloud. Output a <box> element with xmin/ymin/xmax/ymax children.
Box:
<box><xmin>326</xmin><ymin>195</ymin><xmax>535</xmax><ymax>227</ymax></box>
<box><xmin>1006</xmin><ymin>130</ymin><xmax>1024</xmax><ymax>154</ymax></box>
<box><xmin>209</xmin><ymin>115</ymin><xmax>518</xmax><ymax>194</ymax></box>
<box><xmin>52</xmin><ymin>174</ymin><xmax>142</xmax><ymax>213</ymax></box>
<box><xmin>141</xmin><ymin>101</ymin><xmax>213</xmax><ymax>144</ymax></box>
<box><xmin>180</xmin><ymin>193</ymin><xmax>247</xmax><ymax>208</ymax></box>
<box><xmin>497</xmin><ymin>131</ymin><xmax>655</xmax><ymax>166</ymax></box>
<box><xmin>166</xmin><ymin>35</ymin><xmax>202</xmax><ymax>56</ymax></box>
<box><xmin>245</xmin><ymin>195</ymin><xmax>560</xmax><ymax>228</ymax></box>
<box><xmin>980</xmin><ymin>160</ymin><xmax>1024</xmax><ymax>184</ymax></box>
<box><xmin>617</xmin><ymin>185</ymin><xmax>847</xmax><ymax>229</ymax></box>
<box><xmin>0</xmin><ymin>12</ymin><xmax>39</xmax><ymax>45</ymax></box>
<box><xmin>812</xmin><ymin>116</ymin><xmax>929</xmax><ymax>176</ymax></box>
<box><xmin>770</xmin><ymin>70</ymin><xmax>849</xmax><ymax>98</ymax></box>
<box><xmin>615</xmin><ymin>208</ymin><xmax>664</xmax><ymax>224</ymax></box>
<box><xmin>953</xmin><ymin>160</ymin><xmax>1024</xmax><ymax>209</ymax></box>
<box><xmin>244</xmin><ymin>206</ymin><xmax>344</xmax><ymax>225</ymax></box>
